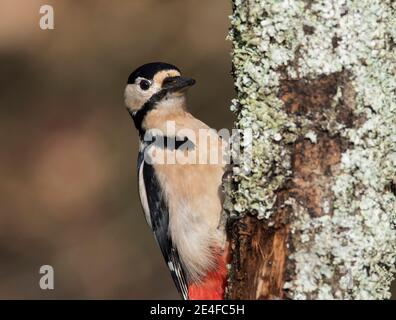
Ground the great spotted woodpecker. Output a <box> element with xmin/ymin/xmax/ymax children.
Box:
<box><xmin>124</xmin><ymin>62</ymin><xmax>228</xmax><ymax>300</ymax></box>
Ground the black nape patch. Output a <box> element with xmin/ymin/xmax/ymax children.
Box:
<box><xmin>127</xmin><ymin>62</ymin><xmax>180</xmax><ymax>84</ymax></box>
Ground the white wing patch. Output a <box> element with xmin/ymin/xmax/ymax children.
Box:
<box><xmin>138</xmin><ymin>162</ymin><xmax>152</xmax><ymax>228</ymax></box>
<box><xmin>138</xmin><ymin>155</ymin><xmax>189</xmax><ymax>300</ymax></box>
<box><xmin>167</xmin><ymin>261</ymin><xmax>175</xmax><ymax>271</ymax></box>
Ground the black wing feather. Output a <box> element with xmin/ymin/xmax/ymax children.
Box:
<box><xmin>140</xmin><ymin>155</ymin><xmax>189</xmax><ymax>299</ymax></box>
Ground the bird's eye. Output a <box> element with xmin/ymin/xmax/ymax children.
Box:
<box><xmin>139</xmin><ymin>79</ymin><xmax>151</xmax><ymax>91</ymax></box>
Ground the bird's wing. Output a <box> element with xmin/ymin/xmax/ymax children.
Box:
<box><xmin>138</xmin><ymin>154</ymin><xmax>189</xmax><ymax>299</ymax></box>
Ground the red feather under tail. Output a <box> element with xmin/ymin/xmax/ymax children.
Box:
<box><xmin>188</xmin><ymin>248</ymin><xmax>229</xmax><ymax>300</ymax></box>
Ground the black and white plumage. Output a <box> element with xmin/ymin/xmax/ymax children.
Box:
<box><xmin>125</xmin><ymin>62</ymin><xmax>227</xmax><ymax>300</ymax></box>
<box><xmin>137</xmin><ymin>146</ymin><xmax>189</xmax><ymax>299</ymax></box>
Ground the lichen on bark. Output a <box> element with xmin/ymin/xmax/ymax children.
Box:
<box><xmin>226</xmin><ymin>0</ymin><xmax>396</xmax><ymax>299</ymax></box>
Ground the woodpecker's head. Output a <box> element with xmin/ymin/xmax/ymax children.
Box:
<box><xmin>124</xmin><ymin>62</ymin><xmax>196</xmax><ymax>116</ymax></box>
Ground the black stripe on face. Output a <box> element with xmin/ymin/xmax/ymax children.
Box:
<box><xmin>128</xmin><ymin>88</ymin><xmax>168</xmax><ymax>138</ymax></box>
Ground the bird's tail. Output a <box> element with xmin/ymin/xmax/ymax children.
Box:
<box><xmin>187</xmin><ymin>248</ymin><xmax>229</xmax><ymax>300</ymax></box>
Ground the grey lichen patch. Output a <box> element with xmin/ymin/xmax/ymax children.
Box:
<box><xmin>229</xmin><ymin>0</ymin><xmax>396</xmax><ymax>299</ymax></box>
<box><xmin>230</xmin><ymin>96</ymin><xmax>293</xmax><ymax>219</ymax></box>
<box><xmin>228</xmin><ymin>0</ymin><xmax>299</xmax><ymax>219</ymax></box>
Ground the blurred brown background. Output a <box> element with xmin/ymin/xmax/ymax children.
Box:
<box><xmin>0</xmin><ymin>0</ymin><xmax>394</xmax><ymax>300</ymax></box>
<box><xmin>0</xmin><ymin>0</ymin><xmax>234</xmax><ymax>299</ymax></box>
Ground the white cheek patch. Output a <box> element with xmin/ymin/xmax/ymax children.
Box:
<box><xmin>125</xmin><ymin>80</ymin><xmax>162</xmax><ymax>112</ymax></box>
<box><xmin>124</xmin><ymin>84</ymin><xmax>141</xmax><ymax>111</ymax></box>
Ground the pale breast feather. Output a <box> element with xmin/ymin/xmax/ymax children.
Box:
<box><xmin>136</xmin><ymin>151</ymin><xmax>189</xmax><ymax>299</ymax></box>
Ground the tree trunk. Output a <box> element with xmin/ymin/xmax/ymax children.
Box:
<box><xmin>225</xmin><ymin>0</ymin><xmax>396</xmax><ymax>300</ymax></box>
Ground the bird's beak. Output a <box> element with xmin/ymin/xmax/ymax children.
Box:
<box><xmin>162</xmin><ymin>76</ymin><xmax>196</xmax><ymax>92</ymax></box>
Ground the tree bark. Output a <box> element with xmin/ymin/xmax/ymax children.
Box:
<box><xmin>225</xmin><ymin>0</ymin><xmax>396</xmax><ymax>300</ymax></box>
